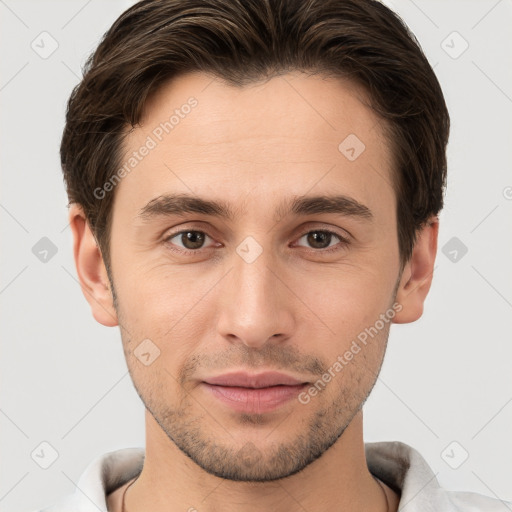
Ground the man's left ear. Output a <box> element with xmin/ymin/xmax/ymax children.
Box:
<box><xmin>392</xmin><ymin>215</ymin><xmax>439</xmax><ymax>324</ymax></box>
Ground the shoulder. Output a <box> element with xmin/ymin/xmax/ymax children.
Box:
<box><xmin>365</xmin><ymin>440</ymin><xmax>511</xmax><ymax>511</ymax></box>
<box><xmin>30</xmin><ymin>447</ymin><xmax>145</xmax><ymax>512</ymax></box>
<box><xmin>445</xmin><ymin>489</ymin><xmax>512</xmax><ymax>511</ymax></box>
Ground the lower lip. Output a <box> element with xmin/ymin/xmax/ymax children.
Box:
<box><xmin>202</xmin><ymin>383</ymin><xmax>308</xmax><ymax>414</ymax></box>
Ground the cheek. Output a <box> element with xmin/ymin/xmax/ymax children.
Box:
<box><xmin>302</xmin><ymin>265</ymin><xmax>394</xmax><ymax>332</ymax></box>
<box><xmin>117</xmin><ymin>268</ymin><xmax>216</xmax><ymax>374</ymax></box>
<box><xmin>114</xmin><ymin>256</ymin><xmax>206</xmax><ymax>326</ymax></box>
<box><xmin>295</xmin><ymin>267</ymin><xmax>395</xmax><ymax>394</ymax></box>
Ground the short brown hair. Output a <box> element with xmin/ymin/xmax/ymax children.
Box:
<box><xmin>61</xmin><ymin>0</ymin><xmax>450</xmax><ymax>273</ymax></box>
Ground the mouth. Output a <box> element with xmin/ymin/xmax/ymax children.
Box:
<box><xmin>201</xmin><ymin>371</ymin><xmax>310</xmax><ymax>414</ymax></box>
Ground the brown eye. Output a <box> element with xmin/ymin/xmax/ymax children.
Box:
<box><xmin>295</xmin><ymin>230</ymin><xmax>349</xmax><ymax>252</ymax></box>
<box><xmin>306</xmin><ymin>231</ymin><xmax>332</xmax><ymax>249</ymax></box>
<box><xmin>165</xmin><ymin>230</ymin><xmax>212</xmax><ymax>252</ymax></box>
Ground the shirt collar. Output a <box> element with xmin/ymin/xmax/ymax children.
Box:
<box><xmin>63</xmin><ymin>441</ymin><xmax>457</xmax><ymax>511</ymax></box>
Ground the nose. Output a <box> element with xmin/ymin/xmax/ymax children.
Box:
<box><xmin>216</xmin><ymin>248</ymin><xmax>295</xmax><ymax>349</ymax></box>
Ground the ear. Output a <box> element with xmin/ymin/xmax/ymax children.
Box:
<box><xmin>68</xmin><ymin>204</ymin><xmax>118</xmax><ymax>327</ymax></box>
<box><xmin>392</xmin><ymin>215</ymin><xmax>439</xmax><ymax>324</ymax></box>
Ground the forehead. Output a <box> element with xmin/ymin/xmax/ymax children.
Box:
<box><xmin>117</xmin><ymin>70</ymin><xmax>395</xmax><ymax>219</ymax></box>
<box><xmin>137</xmin><ymin>70</ymin><xmax>386</xmax><ymax>148</ymax></box>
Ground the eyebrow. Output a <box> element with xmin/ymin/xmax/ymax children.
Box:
<box><xmin>138</xmin><ymin>193</ymin><xmax>373</xmax><ymax>223</ymax></box>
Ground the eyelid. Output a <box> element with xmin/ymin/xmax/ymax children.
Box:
<box><xmin>295</xmin><ymin>223</ymin><xmax>351</xmax><ymax>241</ymax></box>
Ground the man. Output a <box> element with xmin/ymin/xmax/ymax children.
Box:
<box><xmin>35</xmin><ymin>0</ymin><xmax>509</xmax><ymax>510</ymax></box>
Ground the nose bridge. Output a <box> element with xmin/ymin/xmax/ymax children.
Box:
<box><xmin>216</xmin><ymin>241</ymin><xmax>294</xmax><ymax>348</ymax></box>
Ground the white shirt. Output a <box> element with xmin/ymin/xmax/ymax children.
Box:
<box><xmin>33</xmin><ymin>441</ymin><xmax>510</xmax><ymax>511</ymax></box>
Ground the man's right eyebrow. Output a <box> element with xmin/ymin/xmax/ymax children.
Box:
<box><xmin>138</xmin><ymin>194</ymin><xmax>237</xmax><ymax>222</ymax></box>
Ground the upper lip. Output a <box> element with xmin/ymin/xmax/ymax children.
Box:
<box><xmin>203</xmin><ymin>371</ymin><xmax>307</xmax><ymax>388</ymax></box>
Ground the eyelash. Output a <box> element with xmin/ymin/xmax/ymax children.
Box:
<box><xmin>163</xmin><ymin>228</ymin><xmax>350</xmax><ymax>255</ymax></box>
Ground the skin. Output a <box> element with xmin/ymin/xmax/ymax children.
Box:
<box><xmin>70</xmin><ymin>71</ymin><xmax>438</xmax><ymax>512</ymax></box>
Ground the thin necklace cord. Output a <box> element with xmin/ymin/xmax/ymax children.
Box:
<box><xmin>121</xmin><ymin>474</ymin><xmax>390</xmax><ymax>512</ymax></box>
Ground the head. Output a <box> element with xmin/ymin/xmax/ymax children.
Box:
<box><xmin>64</xmin><ymin>0</ymin><xmax>449</xmax><ymax>482</ymax></box>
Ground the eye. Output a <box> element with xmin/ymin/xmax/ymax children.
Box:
<box><xmin>164</xmin><ymin>230</ymin><xmax>216</xmax><ymax>253</ymax></box>
<box><xmin>163</xmin><ymin>227</ymin><xmax>350</xmax><ymax>256</ymax></box>
<box><xmin>294</xmin><ymin>229</ymin><xmax>350</xmax><ymax>253</ymax></box>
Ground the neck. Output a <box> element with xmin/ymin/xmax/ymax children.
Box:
<box><xmin>121</xmin><ymin>410</ymin><xmax>394</xmax><ymax>512</ymax></box>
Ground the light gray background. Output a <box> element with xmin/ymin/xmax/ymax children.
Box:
<box><xmin>1</xmin><ymin>1</ymin><xmax>511</xmax><ymax>511</ymax></box>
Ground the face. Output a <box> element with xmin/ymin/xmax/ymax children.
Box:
<box><xmin>106</xmin><ymin>71</ymin><xmax>402</xmax><ymax>481</ymax></box>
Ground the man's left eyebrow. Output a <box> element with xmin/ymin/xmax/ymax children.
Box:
<box><xmin>276</xmin><ymin>194</ymin><xmax>374</xmax><ymax>223</ymax></box>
